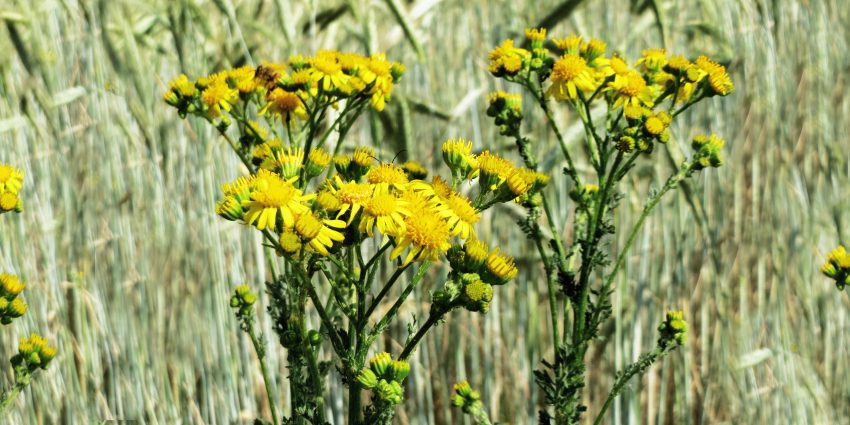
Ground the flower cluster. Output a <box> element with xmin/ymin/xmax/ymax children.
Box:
<box><xmin>488</xmin><ymin>30</ymin><xmax>734</xmax><ymax>158</ymax></box>
<box><xmin>452</xmin><ymin>380</ymin><xmax>484</xmax><ymax>413</ymax></box>
<box><xmin>11</xmin><ymin>333</ymin><xmax>56</xmax><ymax>371</ymax></box>
<box><xmin>214</xmin><ymin>139</ymin><xmax>532</xmax><ymax>274</ymax></box>
<box><xmin>657</xmin><ymin>310</ymin><xmax>688</xmax><ymax>349</ymax></box>
<box><xmin>822</xmin><ymin>245</ymin><xmax>850</xmax><ymax>290</ymax></box>
<box><xmin>164</xmin><ymin>50</ymin><xmax>405</xmax><ymax>126</ymax></box>
<box><xmin>0</xmin><ymin>164</ymin><xmax>24</xmax><ymax>214</ymax></box>
<box><xmin>357</xmin><ymin>352</ymin><xmax>411</xmax><ymax>405</ymax></box>
<box><xmin>0</xmin><ymin>274</ymin><xmax>27</xmax><ymax>325</ymax></box>
<box><xmin>229</xmin><ymin>284</ymin><xmax>258</xmax><ymax>316</ymax></box>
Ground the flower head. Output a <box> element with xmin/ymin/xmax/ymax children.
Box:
<box><xmin>390</xmin><ymin>208</ymin><xmax>452</xmax><ymax>266</ymax></box>
<box><xmin>488</xmin><ymin>39</ymin><xmax>529</xmax><ymax>76</ymax></box>
<box><xmin>360</xmin><ymin>190</ymin><xmax>411</xmax><ymax>237</ymax></box>
<box><xmin>201</xmin><ymin>77</ymin><xmax>238</xmax><ymax>117</ymax></box>
<box><xmin>241</xmin><ymin>171</ymin><xmax>314</xmax><ymax>230</ymax></box>
<box><xmin>547</xmin><ymin>54</ymin><xmax>597</xmax><ymax>100</ymax></box>
<box><xmin>294</xmin><ymin>212</ymin><xmax>346</xmax><ymax>256</ymax></box>
<box><xmin>0</xmin><ymin>164</ymin><xmax>24</xmax><ymax>195</ymax></box>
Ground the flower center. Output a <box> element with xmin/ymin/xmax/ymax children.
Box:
<box><xmin>295</xmin><ymin>214</ymin><xmax>323</xmax><ymax>240</ymax></box>
<box><xmin>366</xmin><ymin>164</ymin><xmax>408</xmax><ymax>185</ymax></box>
<box><xmin>552</xmin><ymin>54</ymin><xmax>587</xmax><ymax>81</ymax></box>
<box><xmin>337</xmin><ymin>182</ymin><xmax>372</xmax><ymax>204</ymax></box>
<box><xmin>366</xmin><ymin>193</ymin><xmax>398</xmax><ymax>217</ymax></box>
<box><xmin>446</xmin><ymin>194</ymin><xmax>479</xmax><ymax>224</ymax></box>
<box><xmin>405</xmin><ymin>211</ymin><xmax>449</xmax><ymax>250</ymax></box>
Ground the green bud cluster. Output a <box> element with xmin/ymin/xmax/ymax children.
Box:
<box><xmin>486</xmin><ymin>91</ymin><xmax>523</xmax><ymax>137</ymax></box>
<box><xmin>657</xmin><ymin>310</ymin><xmax>688</xmax><ymax>349</ymax></box>
<box><xmin>11</xmin><ymin>333</ymin><xmax>57</xmax><ymax>372</ymax></box>
<box><xmin>452</xmin><ymin>380</ymin><xmax>492</xmax><ymax>425</ymax></box>
<box><xmin>357</xmin><ymin>352</ymin><xmax>411</xmax><ymax>405</ymax></box>
<box><xmin>229</xmin><ymin>284</ymin><xmax>257</xmax><ymax>318</ymax></box>
<box><xmin>691</xmin><ymin>134</ymin><xmax>725</xmax><ymax>170</ymax></box>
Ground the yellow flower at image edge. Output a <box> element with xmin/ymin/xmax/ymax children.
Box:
<box><xmin>242</xmin><ymin>171</ymin><xmax>315</xmax><ymax>230</ymax></box>
<box><xmin>390</xmin><ymin>209</ymin><xmax>452</xmax><ymax>266</ymax></box>
<box><xmin>0</xmin><ymin>164</ymin><xmax>24</xmax><ymax>194</ymax></box>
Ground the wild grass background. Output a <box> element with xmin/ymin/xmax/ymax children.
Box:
<box><xmin>0</xmin><ymin>0</ymin><xmax>848</xmax><ymax>423</ymax></box>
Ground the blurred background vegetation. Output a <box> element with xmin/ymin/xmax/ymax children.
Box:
<box><xmin>0</xmin><ymin>0</ymin><xmax>848</xmax><ymax>423</ymax></box>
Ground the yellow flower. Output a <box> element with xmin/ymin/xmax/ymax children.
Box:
<box><xmin>316</xmin><ymin>190</ymin><xmax>341</xmax><ymax>213</ymax></box>
<box><xmin>352</xmin><ymin>146</ymin><xmax>376</xmax><ymax>169</ymax></box>
<box><xmin>331</xmin><ymin>176</ymin><xmax>374</xmax><ymax>224</ymax></box>
<box><xmin>279</xmin><ymin>230</ymin><xmax>303</xmax><ymax>256</ymax></box>
<box><xmin>437</xmin><ymin>192</ymin><xmax>480</xmax><ymax>240</ymax></box>
<box><xmin>1</xmin><ymin>273</ymin><xmax>25</xmax><ymax>296</ymax></box>
<box><xmin>365</xmin><ymin>163</ymin><xmax>409</xmax><ymax>190</ymax></box>
<box><xmin>228</xmin><ymin>66</ymin><xmax>260</xmax><ymax>94</ymax></box>
<box><xmin>525</xmin><ymin>27</ymin><xmax>547</xmax><ymax>43</ymax></box>
<box><xmin>401</xmin><ymin>161</ymin><xmax>428</xmax><ymax>180</ymax></box>
<box><xmin>637</xmin><ymin>48</ymin><xmax>667</xmax><ymax>73</ymax></box>
<box><xmin>167</xmin><ymin>73</ymin><xmax>197</xmax><ymax>97</ymax></box>
<box><xmin>826</xmin><ymin>246</ymin><xmax>850</xmax><ymax>269</ymax></box>
<box><xmin>261</xmin><ymin>88</ymin><xmax>307</xmax><ymax>122</ymax></box>
<box><xmin>476</xmin><ymin>151</ymin><xmax>514</xmax><ymax>190</ymax></box>
<box><xmin>242</xmin><ymin>170</ymin><xmax>314</xmax><ymax>230</ymax></box>
<box><xmin>390</xmin><ymin>208</ymin><xmax>452</xmax><ymax>266</ymax></box>
<box><xmin>695</xmin><ymin>56</ymin><xmax>734</xmax><ymax>96</ymax></box>
<box><xmin>0</xmin><ymin>164</ymin><xmax>24</xmax><ymax>194</ymax></box>
<box><xmin>261</xmin><ymin>147</ymin><xmax>304</xmax><ymax>179</ymax></box>
<box><xmin>305</xmin><ymin>148</ymin><xmax>332</xmax><ymax>178</ymax></box>
<box><xmin>547</xmin><ymin>54</ymin><xmax>598</xmax><ymax>100</ymax></box>
<box><xmin>294</xmin><ymin>212</ymin><xmax>345</xmax><ymax>256</ymax></box>
<box><xmin>488</xmin><ymin>39</ymin><xmax>529</xmax><ymax>76</ymax></box>
<box><xmin>581</xmin><ymin>38</ymin><xmax>608</xmax><ymax>59</ymax></box>
<box><xmin>609</xmin><ymin>55</ymin><xmax>631</xmax><ymax>76</ymax></box>
<box><xmin>17</xmin><ymin>333</ymin><xmax>57</xmax><ymax>369</ymax></box>
<box><xmin>553</xmin><ymin>34</ymin><xmax>582</xmax><ymax>54</ymax></box>
<box><xmin>0</xmin><ymin>192</ymin><xmax>19</xmax><ymax>212</ymax></box>
<box><xmin>356</xmin><ymin>53</ymin><xmax>397</xmax><ymax>111</ymax></box>
<box><xmin>442</xmin><ymin>138</ymin><xmax>478</xmax><ymax>178</ymax></box>
<box><xmin>505</xmin><ymin>167</ymin><xmax>538</xmax><ymax>197</ymax></box>
<box><xmin>201</xmin><ymin>78</ymin><xmax>238</xmax><ymax>117</ymax></box>
<box><xmin>463</xmin><ymin>238</ymin><xmax>490</xmax><ymax>271</ymax></box>
<box><xmin>484</xmin><ymin>248</ymin><xmax>518</xmax><ymax>284</ymax></box>
<box><xmin>216</xmin><ymin>195</ymin><xmax>244</xmax><ymax>221</ymax></box>
<box><xmin>360</xmin><ymin>190</ymin><xmax>411</xmax><ymax>237</ymax></box>
<box><xmin>309</xmin><ymin>50</ymin><xmax>353</xmax><ymax>94</ymax></box>
<box><xmin>606</xmin><ymin>71</ymin><xmax>654</xmax><ymax>109</ymax></box>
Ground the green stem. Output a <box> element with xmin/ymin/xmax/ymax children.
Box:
<box><xmin>361</xmin><ymin>265</ymin><xmax>409</xmax><ymax>327</ymax></box>
<box><xmin>0</xmin><ymin>378</ymin><xmax>28</xmax><ymax>414</ymax></box>
<box><xmin>530</xmin><ymin>86</ymin><xmax>582</xmax><ymax>187</ymax></box>
<box><xmin>245</xmin><ymin>319</ymin><xmax>281</xmax><ymax>425</ymax></box>
<box><xmin>592</xmin><ymin>347</ymin><xmax>665</xmax><ymax>425</ymax></box>
<box><xmin>399</xmin><ymin>306</ymin><xmax>447</xmax><ymax>360</ymax></box>
<box><xmin>369</xmin><ymin>261</ymin><xmax>431</xmax><ymax>338</ymax></box>
<box><xmin>572</xmin><ymin>151</ymin><xmax>623</xmax><ymax>348</ymax></box>
<box><xmin>594</xmin><ymin>162</ymin><xmax>692</xmax><ymax>327</ymax></box>
<box><xmin>288</xmin><ymin>263</ymin><xmax>346</xmax><ymax>357</ymax></box>
<box><xmin>214</xmin><ymin>123</ymin><xmax>255</xmax><ymax>173</ymax></box>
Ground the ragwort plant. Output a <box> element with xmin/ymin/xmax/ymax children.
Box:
<box><xmin>480</xmin><ymin>29</ymin><xmax>732</xmax><ymax>424</ymax></box>
<box><xmin>0</xmin><ymin>165</ymin><xmax>57</xmax><ymax>414</ymax></box>
<box><xmin>164</xmin><ymin>51</ymin><xmax>545</xmax><ymax>424</ymax></box>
